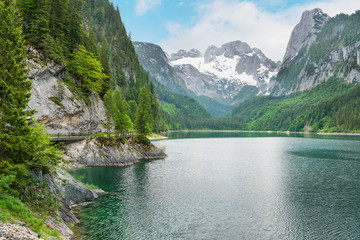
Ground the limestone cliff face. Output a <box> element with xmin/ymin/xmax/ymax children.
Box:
<box><xmin>268</xmin><ymin>9</ymin><xmax>360</xmax><ymax>95</ymax></box>
<box><xmin>27</xmin><ymin>49</ymin><xmax>105</xmax><ymax>135</ymax></box>
<box><xmin>62</xmin><ymin>138</ymin><xmax>166</xmax><ymax>167</ymax></box>
<box><xmin>282</xmin><ymin>8</ymin><xmax>329</xmax><ymax>65</ymax></box>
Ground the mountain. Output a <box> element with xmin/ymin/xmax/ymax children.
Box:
<box><xmin>268</xmin><ymin>9</ymin><xmax>360</xmax><ymax>95</ymax></box>
<box><xmin>228</xmin><ymin>9</ymin><xmax>360</xmax><ymax>133</ymax></box>
<box><xmin>133</xmin><ymin>42</ymin><xmax>189</xmax><ymax>96</ymax></box>
<box><xmin>134</xmin><ymin>41</ymin><xmax>279</xmax><ymax>116</ymax></box>
<box><xmin>132</xmin><ymin>42</ymin><xmax>212</xmax><ymax>126</ymax></box>
<box><xmin>134</xmin><ymin>41</ymin><xmax>233</xmax><ymax>117</ymax></box>
<box><xmin>170</xmin><ymin>41</ymin><xmax>279</xmax><ymax>102</ymax></box>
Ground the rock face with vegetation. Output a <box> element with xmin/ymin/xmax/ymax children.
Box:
<box><xmin>30</xmin><ymin>168</ymin><xmax>98</xmax><ymax>240</ymax></box>
<box><xmin>269</xmin><ymin>9</ymin><xmax>360</xmax><ymax>95</ymax></box>
<box><xmin>27</xmin><ymin>48</ymin><xmax>106</xmax><ymax>135</ymax></box>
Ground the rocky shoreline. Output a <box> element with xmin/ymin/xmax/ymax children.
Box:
<box><xmin>0</xmin><ymin>223</ymin><xmax>43</xmax><ymax>240</ymax></box>
<box><xmin>0</xmin><ymin>138</ymin><xmax>166</xmax><ymax>240</ymax></box>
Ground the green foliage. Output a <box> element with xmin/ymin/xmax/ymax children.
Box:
<box><xmin>231</xmin><ymin>77</ymin><xmax>358</xmax><ymax>132</ymax></box>
<box><xmin>113</xmin><ymin>89</ymin><xmax>133</xmax><ymax>133</ymax></box>
<box><xmin>103</xmin><ymin>90</ymin><xmax>116</xmax><ymax>135</ymax></box>
<box><xmin>0</xmin><ymin>0</ymin><xmax>34</xmax><ymax>171</ymax></box>
<box><xmin>154</xmin><ymin>82</ymin><xmax>212</xmax><ymax>129</ymax></box>
<box><xmin>48</xmin><ymin>96</ymin><xmax>63</xmax><ymax>108</ymax></box>
<box><xmin>103</xmin><ymin>90</ymin><xmax>133</xmax><ymax>136</ymax></box>
<box><xmin>232</xmin><ymin>85</ymin><xmax>259</xmax><ymax>104</ymax></box>
<box><xmin>67</xmin><ymin>45</ymin><xmax>107</xmax><ymax>94</ymax></box>
<box><xmin>0</xmin><ymin>4</ymin><xmax>62</xmax><ymax>237</ymax></box>
<box><xmin>134</xmin><ymin>135</ymin><xmax>151</xmax><ymax>146</ymax></box>
<box><xmin>135</xmin><ymin>87</ymin><xmax>152</xmax><ymax>136</ymax></box>
<box><xmin>82</xmin><ymin>0</ymin><xmax>163</xmax><ymax>131</ymax></box>
<box><xmin>0</xmin><ymin>187</ymin><xmax>61</xmax><ymax>239</ymax></box>
<box><xmin>28</xmin><ymin>123</ymin><xmax>62</xmax><ymax>172</ymax></box>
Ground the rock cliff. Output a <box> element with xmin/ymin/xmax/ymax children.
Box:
<box><xmin>282</xmin><ymin>8</ymin><xmax>329</xmax><ymax>65</ymax></box>
<box><xmin>27</xmin><ymin>48</ymin><xmax>106</xmax><ymax>135</ymax></box>
<box><xmin>268</xmin><ymin>9</ymin><xmax>360</xmax><ymax>95</ymax></box>
<box><xmin>62</xmin><ymin>137</ymin><xmax>166</xmax><ymax>167</ymax></box>
<box><xmin>30</xmin><ymin>168</ymin><xmax>98</xmax><ymax>240</ymax></box>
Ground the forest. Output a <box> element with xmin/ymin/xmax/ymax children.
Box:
<box><xmin>205</xmin><ymin>77</ymin><xmax>360</xmax><ymax>132</ymax></box>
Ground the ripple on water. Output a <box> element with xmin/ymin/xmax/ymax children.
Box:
<box><xmin>70</xmin><ymin>137</ymin><xmax>360</xmax><ymax>240</ymax></box>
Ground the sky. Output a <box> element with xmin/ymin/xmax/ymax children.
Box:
<box><xmin>113</xmin><ymin>0</ymin><xmax>360</xmax><ymax>61</ymax></box>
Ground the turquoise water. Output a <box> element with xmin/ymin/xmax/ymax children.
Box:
<box><xmin>70</xmin><ymin>135</ymin><xmax>360</xmax><ymax>239</ymax></box>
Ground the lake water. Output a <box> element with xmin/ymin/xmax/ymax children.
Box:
<box><xmin>70</xmin><ymin>133</ymin><xmax>360</xmax><ymax>239</ymax></box>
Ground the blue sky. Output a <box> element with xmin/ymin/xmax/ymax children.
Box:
<box><xmin>113</xmin><ymin>0</ymin><xmax>360</xmax><ymax>61</ymax></box>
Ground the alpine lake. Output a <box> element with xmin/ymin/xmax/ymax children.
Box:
<box><xmin>69</xmin><ymin>132</ymin><xmax>360</xmax><ymax>239</ymax></box>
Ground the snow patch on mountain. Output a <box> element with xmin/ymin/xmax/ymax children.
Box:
<box><xmin>171</xmin><ymin>54</ymin><xmax>259</xmax><ymax>85</ymax></box>
<box><xmin>170</xmin><ymin>42</ymin><xmax>278</xmax><ymax>90</ymax></box>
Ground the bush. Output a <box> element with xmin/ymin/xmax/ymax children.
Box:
<box><xmin>134</xmin><ymin>135</ymin><xmax>151</xmax><ymax>145</ymax></box>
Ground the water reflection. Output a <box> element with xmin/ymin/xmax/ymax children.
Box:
<box><xmin>71</xmin><ymin>136</ymin><xmax>360</xmax><ymax>240</ymax></box>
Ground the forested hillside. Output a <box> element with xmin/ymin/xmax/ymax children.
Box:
<box><xmin>231</xmin><ymin>77</ymin><xmax>360</xmax><ymax>132</ymax></box>
<box><xmin>154</xmin><ymin>82</ymin><xmax>212</xmax><ymax>129</ymax></box>
<box><xmin>17</xmin><ymin>0</ymin><xmax>165</xmax><ymax>133</ymax></box>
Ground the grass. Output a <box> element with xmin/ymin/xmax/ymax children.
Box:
<box><xmin>48</xmin><ymin>96</ymin><xmax>64</xmax><ymax>108</ymax></box>
<box><xmin>0</xmin><ymin>193</ymin><xmax>61</xmax><ymax>239</ymax></box>
<box><xmin>147</xmin><ymin>133</ymin><xmax>168</xmax><ymax>141</ymax></box>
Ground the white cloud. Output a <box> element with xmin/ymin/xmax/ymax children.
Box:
<box><xmin>160</xmin><ymin>0</ymin><xmax>360</xmax><ymax>61</ymax></box>
<box><xmin>135</xmin><ymin>0</ymin><xmax>162</xmax><ymax>15</ymax></box>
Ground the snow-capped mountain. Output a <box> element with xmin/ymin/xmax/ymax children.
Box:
<box><xmin>169</xmin><ymin>41</ymin><xmax>279</xmax><ymax>100</ymax></box>
<box><xmin>134</xmin><ymin>40</ymin><xmax>279</xmax><ymax>116</ymax></box>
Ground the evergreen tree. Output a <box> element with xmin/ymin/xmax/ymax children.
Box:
<box><xmin>99</xmin><ymin>39</ymin><xmax>112</xmax><ymax>97</ymax></box>
<box><xmin>68</xmin><ymin>45</ymin><xmax>107</xmax><ymax>94</ymax></box>
<box><xmin>0</xmin><ymin>1</ymin><xmax>60</xmax><ymax>180</ymax></box>
<box><xmin>135</xmin><ymin>87</ymin><xmax>152</xmax><ymax>136</ymax></box>
<box><xmin>103</xmin><ymin>90</ymin><xmax>116</xmax><ymax>136</ymax></box>
<box><xmin>113</xmin><ymin>89</ymin><xmax>132</xmax><ymax>135</ymax></box>
<box><xmin>0</xmin><ymin>0</ymin><xmax>33</xmax><ymax>164</ymax></box>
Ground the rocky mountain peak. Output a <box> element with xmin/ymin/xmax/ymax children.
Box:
<box><xmin>133</xmin><ymin>41</ymin><xmax>169</xmax><ymax>63</ymax></box>
<box><xmin>204</xmin><ymin>41</ymin><xmax>253</xmax><ymax>63</ymax></box>
<box><xmin>282</xmin><ymin>8</ymin><xmax>329</xmax><ymax>64</ymax></box>
<box><xmin>170</xmin><ymin>49</ymin><xmax>203</xmax><ymax>61</ymax></box>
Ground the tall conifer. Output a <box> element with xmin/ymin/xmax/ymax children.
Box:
<box><xmin>0</xmin><ymin>0</ymin><xmax>33</xmax><ymax>164</ymax></box>
<box><xmin>135</xmin><ymin>87</ymin><xmax>152</xmax><ymax>136</ymax></box>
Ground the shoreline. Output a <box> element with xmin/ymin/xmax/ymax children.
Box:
<box><xmin>164</xmin><ymin>129</ymin><xmax>360</xmax><ymax>136</ymax></box>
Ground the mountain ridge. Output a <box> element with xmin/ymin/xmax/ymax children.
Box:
<box><xmin>135</xmin><ymin>40</ymin><xmax>279</xmax><ymax>116</ymax></box>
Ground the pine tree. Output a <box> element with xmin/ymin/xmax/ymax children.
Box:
<box><xmin>99</xmin><ymin>39</ymin><xmax>112</xmax><ymax>97</ymax></box>
<box><xmin>135</xmin><ymin>87</ymin><xmax>152</xmax><ymax>136</ymax></box>
<box><xmin>103</xmin><ymin>90</ymin><xmax>116</xmax><ymax>136</ymax></box>
<box><xmin>113</xmin><ymin>89</ymin><xmax>132</xmax><ymax>136</ymax></box>
<box><xmin>0</xmin><ymin>0</ymin><xmax>33</xmax><ymax>174</ymax></box>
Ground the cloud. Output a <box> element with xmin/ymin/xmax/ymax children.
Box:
<box><xmin>301</xmin><ymin>0</ymin><xmax>360</xmax><ymax>16</ymax></box>
<box><xmin>135</xmin><ymin>0</ymin><xmax>162</xmax><ymax>15</ymax></box>
<box><xmin>160</xmin><ymin>0</ymin><xmax>360</xmax><ymax>61</ymax></box>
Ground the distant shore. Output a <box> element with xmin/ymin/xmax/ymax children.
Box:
<box><xmin>164</xmin><ymin>129</ymin><xmax>360</xmax><ymax>136</ymax></box>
